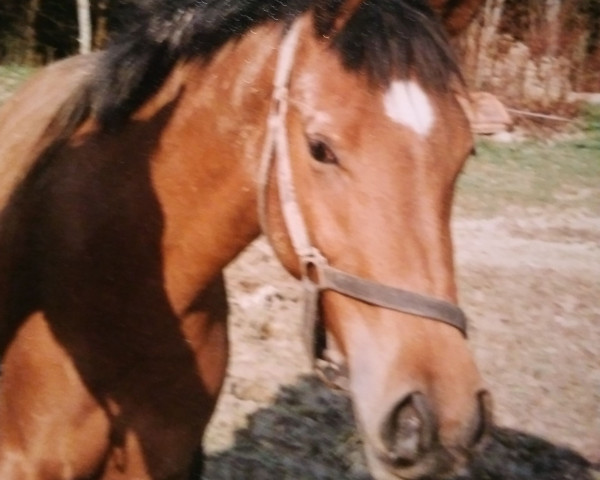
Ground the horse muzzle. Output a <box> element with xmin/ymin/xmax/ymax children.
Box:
<box><xmin>365</xmin><ymin>390</ymin><xmax>492</xmax><ymax>480</ymax></box>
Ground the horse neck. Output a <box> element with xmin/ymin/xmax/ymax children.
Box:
<box><xmin>138</xmin><ymin>24</ymin><xmax>284</xmax><ymax>311</ymax></box>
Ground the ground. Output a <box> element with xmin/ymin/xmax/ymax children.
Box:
<box><xmin>203</xmin><ymin>131</ymin><xmax>600</xmax><ymax>478</ymax></box>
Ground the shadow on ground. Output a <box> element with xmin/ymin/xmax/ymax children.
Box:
<box><xmin>205</xmin><ymin>375</ymin><xmax>598</xmax><ymax>480</ymax></box>
<box><xmin>205</xmin><ymin>376</ymin><xmax>369</xmax><ymax>479</ymax></box>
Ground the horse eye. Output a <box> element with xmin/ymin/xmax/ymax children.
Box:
<box><xmin>308</xmin><ymin>138</ymin><xmax>338</xmax><ymax>165</ymax></box>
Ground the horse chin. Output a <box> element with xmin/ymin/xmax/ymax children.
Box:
<box><xmin>362</xmin><ymin>441</ymin><xmax>467</xmax><ymax>480</ymax></box>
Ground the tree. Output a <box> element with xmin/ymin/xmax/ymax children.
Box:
<box><xmin>430</xmin><ymin>0</ymin><xmax>485</xmax><ymax>35</ymax></box>
<box><xmin>76</xmin><ymin>0</ymin><xmax>92</xmax><ymax>54</ymax></box>
<box><xmin>456</xmin><ymin>0</ymin><xmax>600</xmax><ymax>107</ymax></box>
<box><xmin>24</xmin><ymin>0</ymin><xmax>41</xmax><ymax>64</ymax></box>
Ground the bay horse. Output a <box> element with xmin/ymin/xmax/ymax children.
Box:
<box><xmin>0</xmin><ymin>1</ymin><xmax>491</xmax><ymax>479</ymax></box>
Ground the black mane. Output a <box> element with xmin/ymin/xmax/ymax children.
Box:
<box><xmin>94</xmin><ymin>0</ymin><xmax>460</xmax><ymax>128</ymax></box>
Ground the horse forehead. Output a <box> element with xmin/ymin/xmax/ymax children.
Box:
<box><xmin>383</xmin><ymin>80</ymin><xmax>436</xmax><ymax>136</ymax></box>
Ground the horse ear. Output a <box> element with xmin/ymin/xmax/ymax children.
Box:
<box><xmin>456</xmin><ymin>91</ymin><xmax>515</xmax><ymax>135</ymax></box>
<box><xmin>429</xmin><ymin>0</ymin><xmax>484</xmax><ymax>35</ymax></box>
<box><xmin>455</xmin><ymin>91</ymin><xmax>476</xmax><ymax>127</ymax></box>
<box><xmin>313</xmin><ymin>0</ymin><xmax>362</xmax><ymax>37</ymax></box>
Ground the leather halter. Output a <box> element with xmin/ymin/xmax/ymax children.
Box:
<box><xmin>257</xmin><ymin>21</ymin><xmax>468</xmax><ymax>363</ymax></box>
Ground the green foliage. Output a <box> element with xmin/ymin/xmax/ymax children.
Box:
<box><xmin>0</xmin><ymin>64</ymin><xmax>34</xmax><ymax>104</ymax></box>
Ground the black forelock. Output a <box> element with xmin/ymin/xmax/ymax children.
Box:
<box><xmin>93</xmin><ymin>0</ymin><xmax>460</xmax><ymax>129</ymax></box>
<box><xmin>327</xmin><ymin>0</ymin><xmax>461</xmax><ymax>89</ymax></box>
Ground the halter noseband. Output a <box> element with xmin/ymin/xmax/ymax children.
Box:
<box><xmin>257</xmin><ymin>21</ymin><xmax>468</xmax><ymax>364</ymax></box>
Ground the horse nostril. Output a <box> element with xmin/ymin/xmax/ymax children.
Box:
<box><xmin>469</xmin><ymin>389</ymin><xmax>493</xmax><ymax>447</ymax></box>
<box><xmin>380</xmin><ymin>392</ymin><xmax>435</xmax><ymax>467</ymax></box>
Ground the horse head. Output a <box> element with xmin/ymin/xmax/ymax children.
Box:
<box><xmin>259</xmin><ymin>6</ymin><xmax>490</xmax><ymax>478</ymax></box>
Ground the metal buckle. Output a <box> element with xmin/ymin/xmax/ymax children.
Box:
<box><xmin>299</xmin><ymin>247</ymin><xmax>328</xmax><ymax>288</ymax></box>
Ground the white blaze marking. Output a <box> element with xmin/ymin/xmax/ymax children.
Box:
<box><xmin>383</xmin><ymin>80</ymin><xmax>435</xmax><ymax>136</ymax></box>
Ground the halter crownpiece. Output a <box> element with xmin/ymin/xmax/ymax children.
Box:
<box><xmin>258</xmin><ymin>20</ymin><xmax>468</xmax><ymax>366</ymax></box>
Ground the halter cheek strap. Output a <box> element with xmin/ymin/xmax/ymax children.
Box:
<box><xmin>258</xmin><ymin>20</ymin><xmax>468</xmax><ymax>365</ymax></box>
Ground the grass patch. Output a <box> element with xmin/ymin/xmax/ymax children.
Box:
<box><xmin>455</xmin><ymin>131</ymin><xmax>600</xmax><ymax>217</ymax></box>
<box><xmin>581</xmin><ymin>104</ymin><xmax>600</xmax><ymax>134</ymax></box>
<box><xmin>0</xmin><ymin>64</ymin><xmax>35</xmax><ymax>105</ymax></box>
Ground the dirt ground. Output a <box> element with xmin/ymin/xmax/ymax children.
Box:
<box><xmin>203</xmin><ymin>203</ymin><xmax>599</xmax><ymax>478</ymax></box>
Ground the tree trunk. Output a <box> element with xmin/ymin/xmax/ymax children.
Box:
<box><xmin>430</xmin><ymin>0</ymin><xmax>486</xmax><ymax>35</ymax></box>
<box><xmin>77</xmin><ymin>0</ymin><xmax>92</xmax><ymax>54</ymax></box>
<box><xmin>93</xmin><ymin>0</ymin><xmax>110</xmax><ymax>49</ymax></box>
<box><xmin>24</xmin><ymin>0</ymin><xmax>41</xmax><ymax>64</ymax></box>
<box><xmin>455</xmin><ymin>0</ymin><xmax>600</xmax><ymax>108</ymax></box>
<box><xmin>545</xmin><ymin>0</ymin><xmax>562</xmax><ymax>57</ymax></box>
